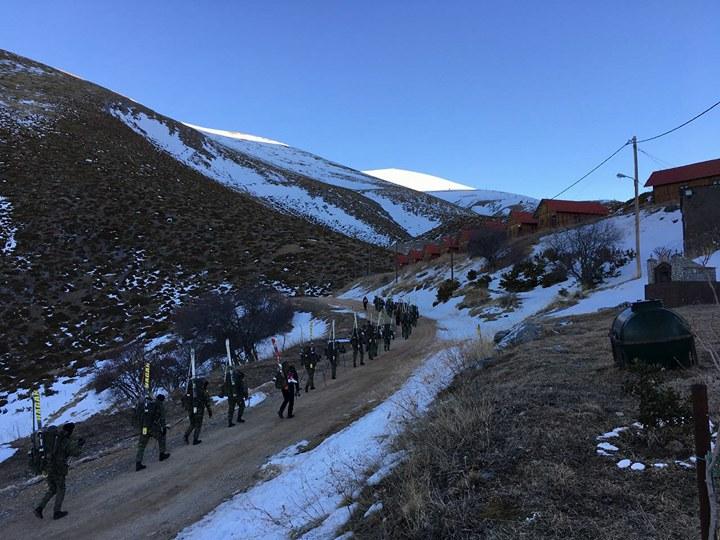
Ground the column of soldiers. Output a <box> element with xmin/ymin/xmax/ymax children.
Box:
<box><xmin>31</xmin><ymin>298</ymin><xmax>420</xmax><ymax>522</ymax></box>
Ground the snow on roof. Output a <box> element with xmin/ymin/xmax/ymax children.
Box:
<box><xmin>644</xmin><ymin>158</ymin><xmax>720</xmax><ymax>188</ymax></box>
<box><xmin>363</xmin><ymin>168</ymin><xmax>474</xmax><ymax>192</ymax></box>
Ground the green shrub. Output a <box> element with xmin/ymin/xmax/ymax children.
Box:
<box><xmin>540</xmin><ymin>266</ymin><xmax>568</xmax><ymax>288</ymax></box>
<box><xmin>467</xmin><ymin>269</ymin><xmax>478</xmax><ymax>281</ymax></box>
<box><xmin>436</xmin><ymin>279</ymin><xmax>460</xmax><ymax>304</ymax></box>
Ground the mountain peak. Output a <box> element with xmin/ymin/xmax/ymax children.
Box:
<box><xmin>364</xmin><ymin>168</ymin><xmax>475</xmax><ymax>192</ymax></box>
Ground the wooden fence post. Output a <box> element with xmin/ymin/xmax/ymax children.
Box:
<box><xmin>693</xmin><ymin>383</ymin><xmax>711</xmax><ymax>540</ymax></box>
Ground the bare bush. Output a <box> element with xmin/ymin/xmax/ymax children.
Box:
<box><xmin>547</xmin><ymin>221</ymin><xmax>629</xmax><ymax>289</ymax></box>
<box><xmin>467</xmin><ymin>229</ymin><xmax>507</xmax><ymax>270</ymax></box>
<box><xmin>652</xmin><ymin>246</ymin><xmax>680</xmax><ymax>262</ymax></box>
<box><xmin>174</xmin><ymin>286</ymin><xmax>293</xmax><ymax>362</ymax></box>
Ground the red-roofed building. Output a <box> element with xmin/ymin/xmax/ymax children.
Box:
<box><xmin>534</xmin><ymin>199</ymin><xmax>608</xmax><ymax>230</ymax></box>
<box><xmin>442</xmin><ymin>235</ymin><xmax>460</xmax><ymax>253</ymax></box>
<box><xmin>645</xmin><ymin>158</ymin><xmax>720</xmax><ymax>204</ymax></box>
<box><xmin>508</xmin><ymin>209</ymin><xmax>538</xmax><ymax>237</ymax></box>
<box><xmin>423</xmin><ymin>243</ymin><xmax>442</xmax><ymax>260</ymax></box>
<box><xmin>409</xmin><ymin>249</ymin><xmax>424</xmax><ymax>264</ymax></box>
<box><xmin>396</xmin><ymin>253</ymin><xmax>409</xmax><ymax>267</ymax></box>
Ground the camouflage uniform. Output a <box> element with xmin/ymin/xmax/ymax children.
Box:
<box><xmin>183</xmin><ymin>380</ymin><xmax>212</xmax><ymax>444</ymax></box>
<box><xmin>136</xmin><ymin>396</ymin><xmax>168</xmax><ymax>465</ymax></box>
<box><xmin>303</xmin><ymin>347</ymin><xmax>318</xmax><ymax>392</ymax></box>
<box><xmin>382</xmin><ymin>323</ymin><xmax>393</xmax><ymax>352</ymax></box>
<box><xmin>350</xmin><ymin>331</ymin><xmax>363</xmax><ymax>367</ymax></box>
<box><xmin>326</xmin><ymin>341</ymin><xmax>338</xmax><ymax>379</ymax></box>
<box><xmin>224</xmin><ymin>370</ymin><xmax>248</xmax><ymax>426</ymax></box>
<box><xmin>36</xmin><ymin>425</ymin><xmax>82</xmax><ymax>519</ymax></box>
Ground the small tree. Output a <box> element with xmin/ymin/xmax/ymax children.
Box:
<box><xmin>547</xmin><ymin>221</ymin><xmax>627</xmax><ymax>289</ymax></box>
<box><xmin>93</xmin><ymin>344</ymin><xmax>158</xmax><ymax>402</ymax></box>
<box><xmin>174</xmin><ymin>286</ymin><xmax>294</xmax><ymax>362</ymax></box>
<box><xmin>467</xmin><ymin>229</ymin><xmax>507</xmax><ymax>270</ymax></box>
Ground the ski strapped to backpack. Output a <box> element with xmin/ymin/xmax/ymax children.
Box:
<box><xmin>271</xmin><ymin>337</ymin><xmax>285</xmax><ymax>390</ymax></box>
<box><xmin>141</xmin><ymin>361</ymin><xmax>151</xmax><ymax>436</ymax></box>
<box><xmin>29</xmin><ymin>390</ymin><xmax>46</xmax><ymax>475</ymax></box>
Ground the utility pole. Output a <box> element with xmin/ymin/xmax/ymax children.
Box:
<box><xmin>450</xmin><ymin>250</ymin><xmax>454</xmax><ymax>281</ymax></box>
<box><xmin>632</xmin><ymin>136</ymin><xmax>642</xmax><ymax>279</ymax></box>
<box><xmin>394</xmin><ymin>242</ymin><xmax>398</xmax><ymax>284</ymax></box>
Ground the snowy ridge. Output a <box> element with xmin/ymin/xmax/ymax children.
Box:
<box><xmin>188</xmin><ymin>124</ymin><xmax>471</xmax><ymax>238</ymax></box>
<box><xmin>364</xmin><ymin>168</ymin><xmax>474</xmax><ymax>191</ymax></box>
<box><xmin>364</xmin><ymin>167</ymin><xmax>537</xmax><ymax>217</ymax></box>
<box><xmin>113</xmin><ymin>109</ymin><xmax>393</xmax><ymax>245</ymax></box>
<box><xmin>428</xmin><ymin>188</ymin><xmax>539</xmax><ymax>217</ymax></box>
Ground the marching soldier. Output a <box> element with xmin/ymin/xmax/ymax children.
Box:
<box><xmin>303</xmin><ymin>346</ymin><xmax>318</xmax><ymax>392</ymax></box>
<box><xmin>183</xmin><ymin>378</ymin><xmax>212</xmax><ymax>445</ymax></box>
<box><xmin>136</xmin><ymin>394</ymin><xmax>170</xmax><ymax>471</ymax></box>
<box><xmin>34</xmin><ymin>423</ymin><xmax>85</xmax><ymax>520</ymax></box>
<box><xmin>382</xmin><ymin>323</ymin><xmax>393</xmax><ymax>352</ymax></box>
<box><xmin>326</xmin><ymin>340</ymin><xmax>338</xmax><ymax>380</ymax></box>
<box><xmin>222</xmin><ymin>368</ymin><xmax>248</xmax><ymax>427</ymax></box>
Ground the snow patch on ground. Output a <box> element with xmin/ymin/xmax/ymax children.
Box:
<box><xmin>177</xmin><ymin>349</ymin><xmax>457</xmax><ymax>540</ymax></box>
<box><xmin>0</xmin><ymin>364</ymin><xmax>114</xmax><ymax>446</ymax></box>
<box><xmin>255</xmin><ymin>312</ymin><xmax>329</xmax><ymax>361</ymax></box>
<box><xmin>0</xmin><ymin>196</ymin><xmax>17</xmax><ymax>254</ymax></box>
<box><xmin>0</xmin><ymin>444</ymin><xmax>18</xmax><ymax>464</ymax></box>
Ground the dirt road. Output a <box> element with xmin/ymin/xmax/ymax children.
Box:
<box><xmin>0</xmin><ymin>299</ymin><xmax>440</xmax><ymax>539</ymax></box>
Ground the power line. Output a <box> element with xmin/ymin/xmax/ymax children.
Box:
<box><xmin>637</xmin><ymin>98</ymin><xmax>720</xmax><ymax>143</ymax></box>
<box><xmin>550</xmin><ymin>142</ymin><xmax>629</xmax><ymax>199</ymax></box>
<box><xmin>638</xmin><ymin>148</ymin><xmax>674</xmax><ymax>168</ymax></box>
<box><xmin>550</xmin><ymin>97</ymin><xmax>719</xmax><ymax>199</ymax></box>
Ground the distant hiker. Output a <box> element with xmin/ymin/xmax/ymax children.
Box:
<box><xmin>303</xmin><ymin>346</ymin><xmax>319</xmax><ymax>392</ymax></box>
<box><xmin>367</xmin><ymin>331</ymin><xmax>378</xmax><ymax>360</ymax></box>
<box><xmin>326</xmin><ymin>340</ymin><xmax>338</xmax><ymax>379</ymax></box>
<box><xmin>135</xmin><ymin>394</ymin><xmax>170</xmax><ymax>471</ymax></box>
<box><xmin>362</xmin><ymin>296</ymin><xmax>369</xmax><ymax>311</ymax></box>
<box><xmin>34</xmin><ymin>422</ymin><xmax>84</xmax><ymax>520</ymax></box>
<box><xmin>278</xmin><ymin>362</ymin><xmax>300</xmax><ymax>418</ymax></box>
<box><xmin>183</xmin><ymin>379</ymin><xmax>212</xmax><ymax>445</ymax></box>
<box><xmin>382</xmin><ymin>323</ymin><xmax>393</xmax><ymax>352</ymax></box>
<box><xmin>350</xmin><ymin>330</ymin><xmax>364</xmax><ymax>368</ymax></box>
<box><xmin>222</xmin><ymin>368</ymin><xmax>248</xmax><ymax>427</ymax></box>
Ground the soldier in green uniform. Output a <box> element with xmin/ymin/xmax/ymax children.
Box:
<box><xmin>303</xmin><ymin>346</ymin><xmax>318</xmax><ymax>392</ymax></box>
<box><xmin>382</xmin><ymin>323</ymin><xmax>393</xmax><ymax>352</ymax></box>
<box><xmin>222</xmin><ymin>368</ymin><xmax>248</xmax><ymax>427</ymax></box>
<box><xmin>34</xmin><ymin>422</ymin><xmax>84</xmax><ymax>520</ymax></box>
<box><xmin>135</xmin><ymin>394</ymin><xmax>170</xmax><ymax>471</ymax></box>
<box><xmin>325</xmin><ymin>340</ymin><xmax>338</xmax><ymax>379</ymax></box>
<box><xmin>183</xmin><ymin>378</ymin><xmax>212</xmax><ymax>445</ymax></box>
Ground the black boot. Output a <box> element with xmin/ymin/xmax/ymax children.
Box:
<box><xmin>159</xmin><ymin>453</ymin><xmax>170</xmax><ymax>461</ymax></box>
<box><xmin>193</xmin><ymin>439</ymin><xmax>202</xmax><ymax>445</ymax></box>
<box><xmin>34</xmin><ymin>507</ymin><xmax>43</xmax><ymax>519</ymax></box>
<box><xmin>228</xmin><ymin>421</ymin><xmax>235</xmax><ymax>427</ymax></box>
<box><xmin>278</xmin><ymin>411</ymin><xmax>284</xmax><ymax>419</ymax></box>
<box><xmin>136</xmin><ymin>462</ymin><xmax>147</xmax><ymax>471</ymax></box>
<box><xmin>238</xmin><ymin>418</ymin><xmax>245</xmax><ymax>423</ymax></box>
<box><xmin>183</xmin><ymin>433</ymin><xmax>189</xmax><ymax>445</ymax></box>
<box><xmin>53</xmin><ymin>511</ymin><xmax>68</xmax><ymax>520</ymax></box>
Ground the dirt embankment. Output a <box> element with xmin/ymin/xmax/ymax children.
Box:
<box><xmin>348</xmin><ymin>304</ymin><xmax>720</xmax><ymax>539</ymax></box>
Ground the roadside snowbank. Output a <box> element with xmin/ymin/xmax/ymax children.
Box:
<box><xmin>177</xmin><ymin>349</ymin><xmax>457</xmax><ymax>540</ymax></box>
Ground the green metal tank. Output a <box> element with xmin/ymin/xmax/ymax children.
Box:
<box><xmin>609</xmin><ymin>300</ymin><xmax>696</xmax><ymax>369</ymax></box>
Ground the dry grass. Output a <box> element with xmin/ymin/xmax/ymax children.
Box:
<box><xmin>347</xmin><ymin>307</ymin><xmax>719</xmax><ymax>539</ymax></box>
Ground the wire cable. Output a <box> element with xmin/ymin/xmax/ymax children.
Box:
<box><xmin>638</xmin><ymin>148</ymin><xmax>674</xmax><ymax>168</ymax></box>
<box><xmin>637</xmin><ymin>99</ymin><xmax>720</xmax><ymax>143</ymax></box>
<box><xmin>550</xmin><ymin>142</ymin><xmax>629</xmax><ymax>199</ymax></box>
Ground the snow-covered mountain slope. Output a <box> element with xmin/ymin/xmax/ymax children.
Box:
<box><xmin>363</xmin><ymin>168</ymin><xmax>537</xmax><ymax>217</ymax></box>
<box><xmin>183</xmin><ymin>125</ymin><xmax>473</xmax><ymax>238</ymax></box>
<box><xmin>364</xmin><ymin>168</ymin><xmax>474</xmax><ymax>191</ymax></box>
<box><xmin>428</xmin><ymin>189</ymin><xmax>539</xmax><ymax>217</ymax></box>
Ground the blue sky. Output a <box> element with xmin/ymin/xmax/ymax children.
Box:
<box><xmin>2</xmin><ymin>1</ymin><xmax>719</xmax><ymax>201</ymax></box>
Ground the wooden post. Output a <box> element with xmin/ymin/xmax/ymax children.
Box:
<box><xmin>693</xmin><ymin>383</ymin><xmax>711</xmax><ymax>540</ymax></box>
